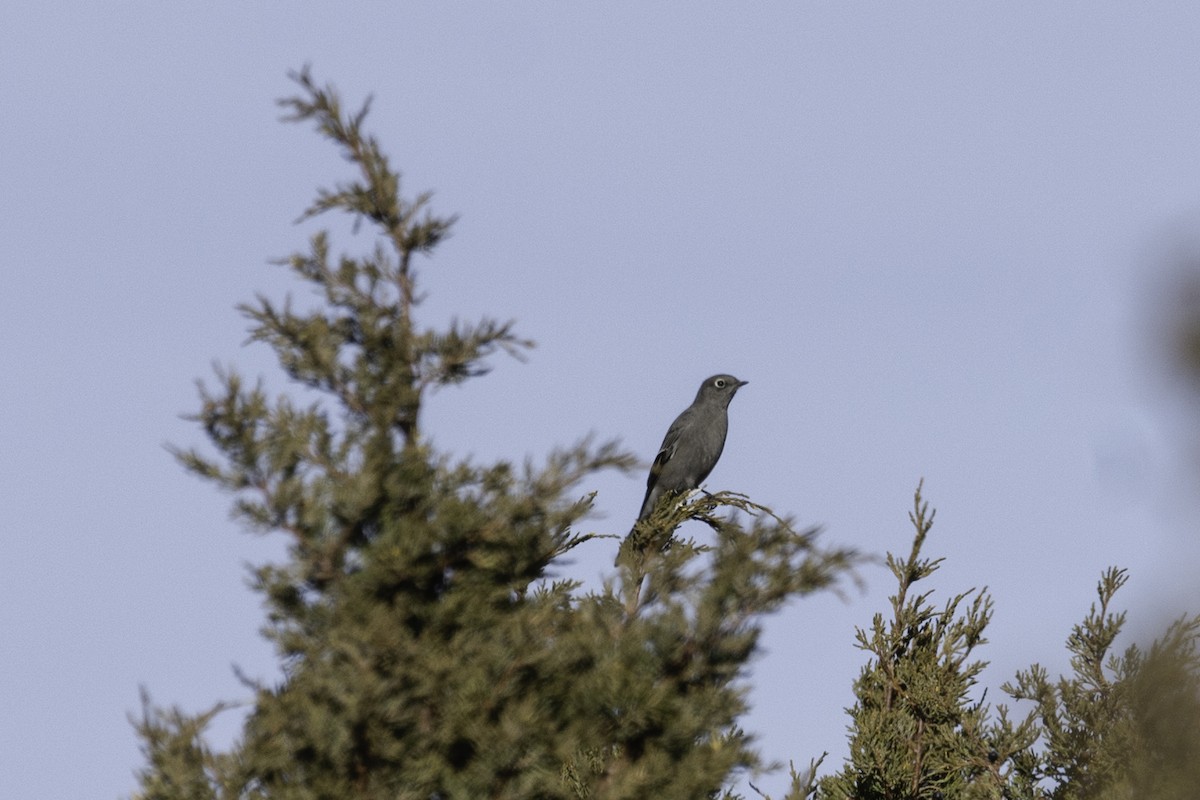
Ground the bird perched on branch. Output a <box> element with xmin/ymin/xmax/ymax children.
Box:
<box><xmin>637</xmin><ymin>374</ymin><xmax>748</xmax><ymax>522</ymax></box>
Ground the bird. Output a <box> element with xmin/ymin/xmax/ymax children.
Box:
<box><xmin>637</xmin><ymin>374</ymin><xmax>748</xmax><ymax>522</ymax></box>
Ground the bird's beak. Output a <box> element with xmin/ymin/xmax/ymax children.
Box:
<box><xmin>737</xmin><ymin>380</ymin><xmax>749</xmax><ymax>388</ymax></box>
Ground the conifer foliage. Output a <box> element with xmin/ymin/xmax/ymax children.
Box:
<box><xmin>1005</xmin><ymin>568</ymin><xmax>1200</xmax><ymax>800</ymax></box>
<box><xmin>815</xmin><ymin>486</ymin><xmax>1200</xmax><ymax>800</ymax></box>
<box><xmin>133</xmin><ymin>69</ymin><xmax>858</xmax><ymax>800</ymax></box>
<box><xmin>816</xmin><ymin>486</ymin><xmax>1038</xmax><ymax>800</ymax></box>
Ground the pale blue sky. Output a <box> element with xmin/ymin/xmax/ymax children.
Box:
<box><xmin>4</xmin><ymin>5</ymin><xmax>1200</xmax><ymax>798</ymax></box>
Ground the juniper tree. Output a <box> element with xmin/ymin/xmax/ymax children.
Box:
<box><xmin>1005</xmin><ymin>569</ymin><xmax>1200</xmax><ymax>800</ymax></box>
<box><xmin>131</xmin><ymin>69</ymin><xmax>858</xmax><ymax>800</ymax></box>
<box><xmin>807</xmin><ymin>487</ymin><xmax>1200</xmax><ymax>800</ymax></box>
<box><xmin>816</xmin><ymin>484</ymin><xmax>1039</xmax><ymax>800</ymax></box>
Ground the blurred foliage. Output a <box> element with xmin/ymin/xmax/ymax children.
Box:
<box><xmin>1163</xmin><ymin>262</ymin><xmax>1200</xmax><ymax>385</ymax></box>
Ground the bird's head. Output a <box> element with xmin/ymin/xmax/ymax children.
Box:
<box><xmin>696</xmin><ymin>374</ymin><xmax>748</xmax><ymax>407</ymax></box>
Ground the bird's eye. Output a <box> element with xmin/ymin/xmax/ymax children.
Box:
<box><xmin>714</xmin><ymin>379</ymin><xmax>726</xmax><ymax>388</ymax></box>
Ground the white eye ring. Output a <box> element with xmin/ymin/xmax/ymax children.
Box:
<box><xmin>714</xmin><ymin>379</ymin><xmax>726</xmax><ymax>388</ymax></box>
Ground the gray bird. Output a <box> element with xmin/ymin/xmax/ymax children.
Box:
<box><xmin>637</xmin><ymin>374</ymin><xmax>748</xmax><ymax>522</ymax></box>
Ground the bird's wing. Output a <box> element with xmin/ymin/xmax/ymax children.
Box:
<box><xmin>646</xmin><ymin>406</ymin><xmax>694</xmax><ymax>487</ymax></box>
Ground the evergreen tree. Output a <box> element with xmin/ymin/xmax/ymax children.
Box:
<box><xmin>816</xmin><ymin>484</ymin><xmax>1038</xmax><ymax>800</ymax></box>
<box><xmin>1005</xmin><ymin>569</ymin><xmax>1200</xmax><ymax>800</ymax></box>
<box><xmin>811</xmin><ymin>487</ymin><xmax>1200</xmax><ymax>800</ymax></box>
<box><xmin>132</xmin><ymin>68</ymin><xmax>858</xmax><ymax>800</ymax></box>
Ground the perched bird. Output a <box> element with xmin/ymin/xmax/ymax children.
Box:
<box><xmin>637</xmin><ymin>374</ymin><xmax>748</xmax><ymax>522</ymax></box>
